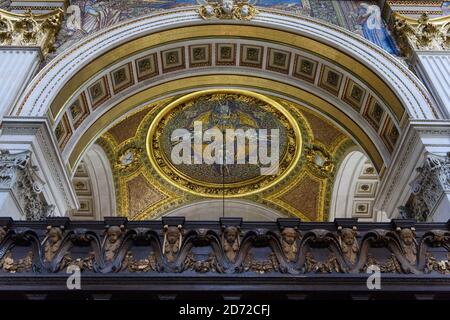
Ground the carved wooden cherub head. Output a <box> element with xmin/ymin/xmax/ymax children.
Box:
<box><xmin>44</xmin><ymin>226</ymin><xmax>63</xmax><ymax>263</ymax></box>
<box><xmin>47</xmin><ymin>227</ymin><xmax>63</xmax><ymax>244</ymax></box>
<box><xmin>163</xmin><ymin>225</ymin><xmax>183</xmax><ymax>263</ymax></box>
<box><xmin>222</xmin><ymin>226</ymin><xmax>240</xmax><ymax>263</ymax></box>
<box><xmin>281</xmin><ymin>227</ymin><xmax>298</xmax><ymax>245</ymax></box>
<box><xmin>399</xmin><ymin>228</ymin><xmax>415</xmax><ymax>245</ymax></box>
<box><xmin>103</xmin><ymin>225</ymin><xmax>124</xmax><ymax>263</ymax></box>
<box><xmin>397</xmin><ymin>227</ymin><xmax>417</xmax><ymax>264</ymax></box>
<box><xmin>165</xmin><ymin>226</ymin><xmax>182</xmax><ymax>245</ymax></box>
<box><xmin>341</xmin><ymin>228</ymin><xmax>357</xmax><ymax>246</ymax></box>
<box><xmin>338</xmin><ymin>227</ymin><xmax>359</xmax><ymax>265</ymax></box>
<box><xmin>223</xmin><ymin>226</ymin><xmax>239</xmax><ymax>245</ymax></box>
<box><xmin>106</xmin><ymin>225</ymin><xmax>122</xmax><ymax>244</ymax></box>
<box><xmin>280</xmin><ymin>227</ymin><xmax>298</xmax><ymax>262</ymax></box>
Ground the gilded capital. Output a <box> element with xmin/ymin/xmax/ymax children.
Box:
<box><xmin>0</xmin><ymin>8</ymin><xmax>64</xmax><ymax>57</ymax></box>
<box><xmin>393</xmin><ymin>13</ymin><xmax>450</xmax><ymax>57</ymax></box>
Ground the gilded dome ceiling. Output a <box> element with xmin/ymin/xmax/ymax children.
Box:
<box><xmin>96</xmin><ymin>90</ymin><xmax>354</xmax><ymax>221</ymax></box>
<box><xmin>147</xmin><ymin>90</ymin><xmax>301</xmax><ymax>197</ymax></box>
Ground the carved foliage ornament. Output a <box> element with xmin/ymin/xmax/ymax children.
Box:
<box><xmin>0</xmin><ymin>150</ymin><xmax>53</xmax><ymax>220</ymax></box>
<box><xmin>405</xmin><ymin>152</ymin><xmax>450</xmax><ymax>221</ymax></box>
<box><xmin>1</xmin><ymin>223</ymin><xmax>449</xmax><ymax>275</ymax></box>
<box><xmin>0</xmin><ymin>8</ymin><xmax>63</xmax><ymax>57</ymax></box>
<box><xmin>393</xmin><ymin>13</ymin><xmax>450</xmax><ymax>57</ymax></box>
<box><xmin>197</xmin><ymin>0</ymin><xmax>258</xmax><ymax>21</ymax></box>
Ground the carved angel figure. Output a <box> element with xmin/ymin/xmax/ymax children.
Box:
<box><xmin>0</xmin><ymin>226</ymin><xmax>7</xmax><ymax>243</ymax></box>
<box><xmin>399</xmin><ymin>228</ymin><xmax>417</xmax><ymax>264</ymax></box>
<box><xmin>281</xmin><ymin>227</ymin><xmax>298</xmax><ymax>262</ymax></box>
<box><xmin>163</xmin><ymin>225</ymin><xmax>182</xmax><ymax>263</ymax></box>
<box><xmin>103</xmin><ymin>225</ymin><xmax>123</xmax><ymax>263</ymax></box>
<box><xmin>339</xmin><ymin>228</ymin><xmax>359</xmax><ymax>265</ymax></box>
<box><xmin>222</xmin><ymin>226</ymin><xmax>240</xmax><ymax>263</ymax></box>
<box><xmin>44</xmin><ymin>227</ymin><xmax>63</xmax><ymax>263</ymax></box>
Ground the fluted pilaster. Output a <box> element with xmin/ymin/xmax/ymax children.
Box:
<box><xmin>0</xmin><ymin>48</ymin><xmax>40</xmax><ymax>117</ymax></box>
<box><xmin>413</xmin><ymin>53</ymin><xmax>450</xmax><ymax>118</ymax></box>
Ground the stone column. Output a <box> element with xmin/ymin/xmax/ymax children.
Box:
<box><xmin>375</xmin><ymin>121</ymin><xmax>450</xmax><ymax>222</ymax></box>
<box><xmin>0</xmin><ymin>8</ymin><xmax>64</xmax><ymax>118</ymax></box>
<box><xmin>0</xmin><ymin>8</ymin><xmax>74</xmax><ymax>219</ymax></box>
<box><xmin>379</xmin><ymin>12</ymin><xmax>450</xmax><ymax>222</ymax></box>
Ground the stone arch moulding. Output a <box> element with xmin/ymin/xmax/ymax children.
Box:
<box><xmin>15</xmin><ymin>9</ymin><xmax>437</xmax><ymax>118</ymax></box>
<box><xmin>13</xmin><ymin>9</ymin><xmax>439</xmax><ymax>177</ymax></box>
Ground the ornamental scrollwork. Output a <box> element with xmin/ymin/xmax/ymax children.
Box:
<box><xmin>197</xmin><ymin>0</ymin><xmax>258</xmax><ymax>21</ymax></box>
<box><xmin>0</xmin><ymin>220</ymin><xmax>448</xmax><ymax>277</ymax></box>
<box><xmin>304</xmin><ymin>144</ymin><xmax>334</xmax><ymax>176</ymax></box>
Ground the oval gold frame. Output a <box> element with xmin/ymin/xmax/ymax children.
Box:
<box><xmin>146</xmin><ymin>89</ymin><xmax>302</xmax><ymax>198</ymax></box>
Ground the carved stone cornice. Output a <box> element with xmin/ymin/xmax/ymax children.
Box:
<box><xmin>197</xmin><ymin>0</ymin><xmax>258</xmax><ymax>20</ymax></box>
<box><xmin>393</xmin><ymin>13</ymin><xmax>450</xmax><ymax>57</ymax></box>
<box><xmin>0</xmin><ymin>150</ymin><xmax>53</xmax><ymax>220</ymax></box>
<box><xmin>0</xmin><ymin>8</ymin><xmax>63</xmax><ymax>57</ymax></box>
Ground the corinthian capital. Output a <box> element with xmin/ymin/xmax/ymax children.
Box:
<box><xmin>0</xmin><ymin>8</ymin><xmax>63</xmax><ymax>57</ymax></box>
<box><xmin>405</xmin><ymin>152</ymin><xmax>450</xmax><ymax>221</ymax></box>
<box><xmin>0</xmin><ymin>150</ymin><xmax>53</xmax><ymax>220</ymax></box>
<box><xmin>393</xmin><ymin>13</ymin><xmax>450</xmax><ymax>57</ymax></box>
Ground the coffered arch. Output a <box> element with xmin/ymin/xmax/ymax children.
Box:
<box><xmin>63</xmin><ymin>75</ymin><xmax>385</xmax><ymax>175</ymax></box>
<box><xmin>13</xmin><ymin>9</ymin><xmax>438</xmax><ymax>176</ymax></box>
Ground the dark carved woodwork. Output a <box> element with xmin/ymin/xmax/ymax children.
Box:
<box><xmin>0</xmin><ymin>218</ymin><xmax>448</xmax><ymax>297</ymax></box>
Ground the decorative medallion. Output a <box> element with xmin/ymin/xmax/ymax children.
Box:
<box><xmin>116</xmin><ymin>147</ymin><xmax>141</xmax><ymax>170</ymax></box>
<box><xmin>146</xmin><ymin>90</ymin><xmax>302</xmax><ymax>198</ymax></box>
<box><xmin>197</xmin><ymin>0</ymin><xmax>258</xmax><ymax>21</ymax></box>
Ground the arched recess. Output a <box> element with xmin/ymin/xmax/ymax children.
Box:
<box><xmin>330</xmin><ymin>149</ymin><xmax>382</xmax><ymax>222</ymax></box>
<box><xmin>71</xmin><ymin>143</ymin><xmax>116</xmax><ymax>220</ymax></box>
<box><xmin>163</xmin><ymin>199</ymin><xmax>283</xmax><ymax>221</ymax></box>
<box><xmin>12</xmin><ymin>8</ymin><xmax>439</xmax><ymax>217</ymax></box>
